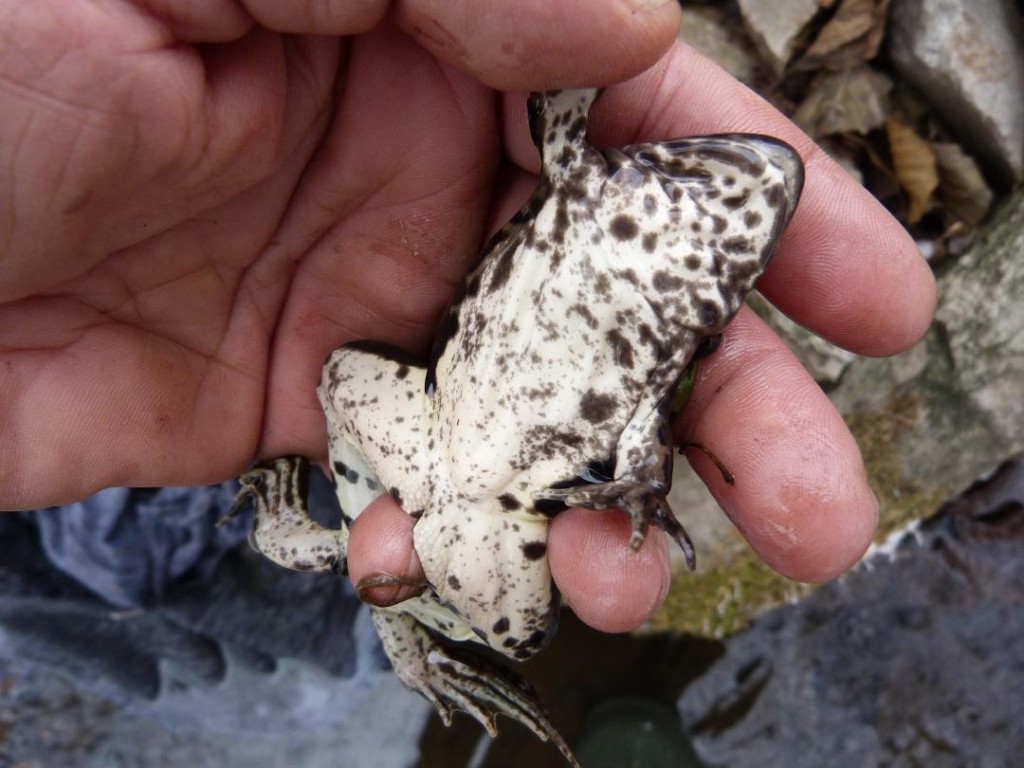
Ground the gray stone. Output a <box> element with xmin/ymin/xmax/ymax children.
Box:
<box><xmin>678</xmin><ymin>7</ymin><xmax>761</xmax><ymax>86</ymax></box>
<box><xmin>737</xmin><ymin>0</ymin><xmax>821</xmax><ymax>75</ymax></box>
<box><xmin>888</xmin><ymin>0</ymin><xmax>1024</xmax><ymax>184</ymax></box>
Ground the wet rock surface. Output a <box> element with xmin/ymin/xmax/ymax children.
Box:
<box><xmin>677</xmin><ymin>456</ymin><xmax>1024</xmax><ymax>768</ymax></box>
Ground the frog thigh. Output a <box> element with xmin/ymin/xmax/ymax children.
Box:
<box><xmin>318</xmin><ymin>341</ymin><xmax>431</xmax><ymax>516</ymax></box>
<box><xmin>325</xmin><ymin>431</ymin><xmax>384</xmax><ymax>528</ymax></box>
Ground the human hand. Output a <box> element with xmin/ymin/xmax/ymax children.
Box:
<box><xmin>0</xmin><ymin>2</ymin><xmax>934</xmax><ymax>632</ymax></box>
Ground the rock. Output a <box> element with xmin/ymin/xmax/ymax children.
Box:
<box><xmin>677</xmin><ymin>456</ymin><xmax>1024</xmax><ymax>767</ymax></box>
<box><xmin>737</xmin><ymin>0</ymin><xmax>821</xmax><ymax>75</ymax></box>
<box><xmin>678</xmin><ymin>6</ymin><xmax>761</xmax><ymax>86</ymax></box>
<box><xmin>887</xmin><ymin>0</ymin><xmax>1024</xmax><ymax>185</ymax></box>
<box><xmin>831</xmin><ymin>185</ymin><xmax>1024</xmax><ymax>534</ymax></box>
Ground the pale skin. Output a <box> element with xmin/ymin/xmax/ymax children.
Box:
<box><xmin>0</xmin><ymin>1</ymin><xmax>935</xmax><ymax>633</ymax></box>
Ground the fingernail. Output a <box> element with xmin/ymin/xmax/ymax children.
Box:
<box><xmin>356</xmin><ymin>573</ymin><xmax>427</xmax><ymax>607</ymax></box>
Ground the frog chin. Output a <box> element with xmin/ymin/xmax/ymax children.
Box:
<box><xmin>412</xmin><ymin>500</ymin><xmax>559</xmax><ymax>661</ymax></box>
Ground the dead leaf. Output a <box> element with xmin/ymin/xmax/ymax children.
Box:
<box><xmin>797</xmin><ymin>0</ymin><xmax>890</xmax><ymax>71</ymax></box>
<box><xmin>886</xmin><ymin>117</ymin><xmax>939</xmax><ymax>224</ymax></box>
<box><xmin>931</xmin><ymin>142</ymin><xmax>993</xmax><ymax>226</ymax></box>
<box><xmin>793</xmin><ymin>65</ymin><xmax>893</xmax><ymax>136</ymax></box>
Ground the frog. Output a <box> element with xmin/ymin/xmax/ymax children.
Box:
<box><xmin>229</xmin><ymin>87</ymin><xmax>803</xmax><ymax>765</ymax></box>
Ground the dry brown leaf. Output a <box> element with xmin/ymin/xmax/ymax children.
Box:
<box><xmin>793</xmin><ymin>65</ymin><xmax>893</xmax><ymax>136</ymax></box>
<box><xmin>931</xmin><ymin>142</ymin><xmax>994</xmax><ymax>226</ymax></box>
<box><xmin>886</xmin><ymin>117</ymin><xmax>938</xmax><ymax>224</ymax></box>
<box><xmin>798</xmin><ymin>0</ymin><xmax>890</xmax><ymax>71</ymax></box>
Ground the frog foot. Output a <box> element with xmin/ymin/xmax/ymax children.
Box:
<box><xmin>372</xmin><ymin>609</ymin><xmax>580</xmax><ymax>768</ymax></box>
<box><xmin>227</xmin><ymin>457</ymin><xmax>346</xmax><ymax>574</ymax></box>
<box><xmin>536</xmin><ymin>481</ymin><xmax>697</xmax><ymax>570</ymax></box>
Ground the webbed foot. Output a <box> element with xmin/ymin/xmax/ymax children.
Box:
<box><xmin>372</xmin><ymin>609</ymin><xmax>580</xmax><ymax>768</ymax></box>
<box><xmin>228</xmin><ymin>457</ymin><xmax>346</xmax><ymax>574</ymax></box>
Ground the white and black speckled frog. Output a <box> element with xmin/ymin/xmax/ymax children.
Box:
<box><xmin>229</xmin><ymin>87</ymin><xmax>803</xmax><ymax>765</ymax></box>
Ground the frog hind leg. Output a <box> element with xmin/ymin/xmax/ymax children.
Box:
<box><xmin>371</xmin><ymin>607</ymin><xmax>580</xmax><ymax>768</ymax></box>
<box><xmin>318</xmin><ymin>341</ymin><xmax>432</xmax><ymax>517</ymax></box>
<box><xmin>227</xmin><ymin>456</ymin><xmax>347</xmax><ymax>573</ymax></box>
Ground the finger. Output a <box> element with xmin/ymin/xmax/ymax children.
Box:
<box><xmin>240</xmin><ymin>0</ymin><xmax>389</xmax><ymax>36</ymax></box>
<box><xmin>677</xmin><ymin>307</ymin><xmax>879</xmax><ymax>583</ymax></box>
<box><xmin>548</xmin><ymin>507</ymin><xmax>671</xmax><ymax>633</ymax></box>
<box><xmin>131</xmin><ymin>0</ymin><xmax>389</xmax><ymax>41</ymax></box>
<box><xmin>130</xmin><ymin>0</ymin><xmax>254</xmax><ymax>41</ymax></box>
<box><xmin>501</xmin><ymin>44</ymin><xmax>935</xmax><ymax>357</ymax></box>
<box><xmin>347</xmin><ymin>495</ymin><xmax>426</xmax><ymax>605</ymax></box>
<box><xmin>395</xmin><ymin>0</ymin><xmax>682</xmax><ymax>91</ymax></box>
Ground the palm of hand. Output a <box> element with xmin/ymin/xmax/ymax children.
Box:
<box><xmin>1</xmin><ymin>15</ymin><xmax>504</xmax><ymax>506</ymax></box>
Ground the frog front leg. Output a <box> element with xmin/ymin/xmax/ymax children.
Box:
<box><xmin>535</xmin><ymin>402</ymin><xmax>697</xmax><ymax>569</ymax></box>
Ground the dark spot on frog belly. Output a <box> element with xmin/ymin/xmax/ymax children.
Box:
<box><xmin>605</xmin><ymin>328</ymin><xmax>635</xmax><ymax>368</ymax></box>
<box><xmin>498</xmin><ymin>493</ymin><xmax>522</xmax><ymax>511</ymax></box>
<box><xmin>521</xmin><ymin>541</ymin><xmax>547</xmax><ymax>560</ymax></box>
<box><xmin>765</xmin><ymin>182</ymin><xmax>785</xmax><ymax>208</ymax></box>
<box><xmin>653</xmin><ymin>270</ymin><xmax>686</xmax><ymax>292</ymax></box>
<box><xmin>556</xmin><ymin>145</ymin><xmax>578</xmax><ymax>167</ymax></box>
<box><xmin>492</xmin><ymin>617</ymin><xmax>510</xmax><ymax>634</ymax></box>
<box><xmin>487</xmin><ymin>242</ymin><xmax>516</xmax><ymax>293</ymax></box>
<box><xmin>695</xmin><ymin>147</ymin><xmax>767</xmax><ymax>178</ymax></box>
<box><xmin>722</xmin><ymin>235</ymin><xmax>754</xmax><ymax>255</ymax></box>
<box><xmin>722</xmin><ymin>188</ymin><xmax>751</xmax><ymax>210</ymax></box>
<box><xmin>610</xmin><ymin>213</ymin><xmax>639</xmax><ymax>240</ymax></box>
<box><xmin>533</xmin><ymin>498</ymin><xmax>567</xmax><ymax>516</ymax></box>
<box><xmin>580</xmin><ymin>389</ymin><xmax>617</xmax><ymax>423</ymax></box>
<box><xmin>552</xmin><ymin>200</ymin><xmax>570</xmax><ymax>244</ymax></box>
<box><xmin>448</xmin><ymin>574</ymin><xmax>462</xmax><ymax>591</ymax></box>
<box><xmin>699</xmin><ymin>301</ymin><xmax>721</xmax><ymax>327</ymax></box>
<box><xmin>333</xmin><ymin>460</ymin><xmax>360</xmax><ymax>484</ymax></box>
